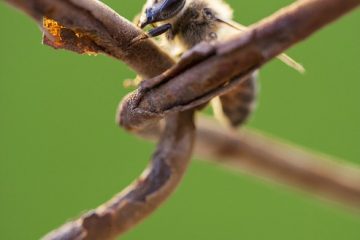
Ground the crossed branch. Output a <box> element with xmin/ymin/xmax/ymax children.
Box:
<box><xmin>4</xmin><ymin>0</ymin><xmax>360</xmax><ymax>239</ymax></box>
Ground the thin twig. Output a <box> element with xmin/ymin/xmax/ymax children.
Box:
<box><xmin>138</xmin><ymin>116</ymin><xmax>360</xmax><ymax>209</ymax></box>
<box><xmin>6</xmin><ymin>0</ymin><xmax>174</xmax><ymax>79</ymax></box>
<box><xmin>6</xmin><ymin>0</ymin><xmax>195</xmax><ymax>239</ymax></box>
<box><xmin>44</xmin><ymin>111</ymin><xmax>195</xmax><ymax>240</ymax></box>
<box><xmin>3</xmin><ymin>0</ymin><xmax>360</xmax><ymax>239</ymax></box>
<box><xmin>196</xmin><ymin>117</ymin><xmax>360</xmax><ymax>208</ymax></box>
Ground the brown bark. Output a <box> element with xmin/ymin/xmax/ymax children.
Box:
<box><xmin>44</xmin><ymin>111</ymin><xmax>195</xmax><ymax>240</ymax></box>
<box><xmin>3</xmin><ymin>0</ymin><xmax>360</xmax><ymax>239</ymax></box>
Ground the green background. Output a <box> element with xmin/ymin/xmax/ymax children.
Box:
<box><xmin>1</xmin><ymin>0</ymin><xmax>359</xmax><ymax>239</ymax></box>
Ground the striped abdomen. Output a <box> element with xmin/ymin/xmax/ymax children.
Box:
<box><xmin>213</xmin><ymin>72</ymin><xmax>258</xmax><ymax>127</ymax></box>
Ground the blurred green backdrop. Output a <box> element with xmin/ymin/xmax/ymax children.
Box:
<box><xmin>1</xmin><ymin>0</ymin><xmax>359</xmax><ymax>239</ymax></box>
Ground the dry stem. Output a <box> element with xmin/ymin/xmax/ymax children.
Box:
<box><xmin>119</xmin><ymin>0</ymin><xmax>360</xmax><ymax>130</ymax></box>
<box><xmin>44</xmin><ymin>111</ymin><xmax>195</xmax><ymax>240</ymax></box>
<box><xmin>195</xmin><ymin>117</ymin><xmax>360</xmax><ymax>208</ymax></box>
<box><xmin>3</xmin><ymin>0</ymin><xmax>360</xmax><ymax>239</ymax></box>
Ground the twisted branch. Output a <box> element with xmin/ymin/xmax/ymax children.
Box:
<box><xmin>7</xmin><ymin>1</ymin><xmax>194</xmax><ymax>239</ymax></box>
<box><xmin>44</xmin><ymin>111</ymin><xmax>195</xmax><ymax>240</ymax></box>
<box><xmin>119</xmin><ymin>0</ymin><xmax>359</xmax><ymax>130</ymax></box>
<box><xmin>3</xmin><ymin>0</ymin><xmax>360</xmax><ymax>239</ymax></box>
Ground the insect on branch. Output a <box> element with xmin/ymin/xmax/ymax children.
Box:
<box><xmin>3</xmin><ymin>0</ymin><xmax>360</xmax><ymax>239</ymax></box>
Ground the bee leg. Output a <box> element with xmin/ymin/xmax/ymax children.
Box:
<box><xmin>130</xmin><ymin>24</ymin><xmax>172</xmax><ymax>46</ymax></box>
<box><xmin>147</xmin><ymin>23</ymin><xmax>172</xmax><ymax>38</ymax></box>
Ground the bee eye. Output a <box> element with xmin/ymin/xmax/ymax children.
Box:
<box><xmin>142</xmin><ymin>0</ymin><xmax>186</xmax><ymax>27</ymax></box>
<box><xmin>159</xmin><ymin>0</ymin><xmax>186</xmax><ymax>20</ymax></box>
<box><xmin>163</xmin><ymin>0</ymin><xmax>183</xmax><ymax>11</ymax></box>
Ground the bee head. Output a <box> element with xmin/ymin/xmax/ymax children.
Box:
<box><xmin>139</xmin><ymin>0</ymin><xmax>186</xmax><ymax>28</ymax></box>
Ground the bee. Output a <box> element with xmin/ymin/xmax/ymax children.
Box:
<box><xmin>134</xmin><ymin>0</ymin><xmax>304</xmax><ymax>127</ymax></box>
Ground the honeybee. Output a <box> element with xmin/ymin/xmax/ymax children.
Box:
<box><xmin>134</xmin><ymin>0</ymin><xmax>304</xmax><ymax>127</ymax></box>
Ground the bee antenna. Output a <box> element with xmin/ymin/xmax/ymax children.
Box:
<box><xmin>216</xmin><ymin>18</ymin><xmax>305</xmax><ymax>74</ymax></box>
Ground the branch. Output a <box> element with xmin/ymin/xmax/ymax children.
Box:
<box><xmin>44</xmin><ymin>111</ymin><xmax>195</xmax><ymax>240</ymax></box>
<box><xmin>116</xmin><ymin>0</ymin><xmax>360</xmax><ymax>209</ymax></box>
<box><xmin>3</xmin><ymin>0</ymin><xmax>360</xmax><ymax>239</ymax></box>
<box><xmin>196</xmin><ymin>117</ymin><xmax>360</xmax><ymax>208</ymax></box>
<box><xmin>119</xmin><ymin>0</ymin><xmax>360</xmax><ymax>130</ymax></box>
<box><xmin>138</xmin><ymin>115</ymin><xmax>360</xmax><ymax>209</ymax></box>
<box><xmin>6</xmin><ymin>0</ymin><xmax>194</xmax><ymax>239</ymax></box>
<box><xmin>6</xmin><ymin>0</ymin><xmax>174</xmax><ymax>78</ymax></box>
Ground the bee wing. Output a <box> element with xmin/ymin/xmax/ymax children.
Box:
<box><xmin>217</xmin><ymin>18</ymin><xmax>305</xmax><ymax>73</ymax></box>
<box><xmin>276</xmin><ymin>53</ymin><xmax>305</xmax><ymax>73</ymax></box>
